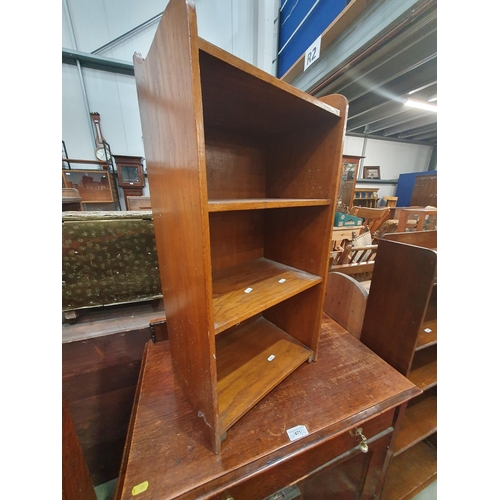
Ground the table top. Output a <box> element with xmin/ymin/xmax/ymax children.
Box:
<box><xmin>114</xmin><ymin>313</ymin><xmax>419</xmax><ymax>500</ymax></box>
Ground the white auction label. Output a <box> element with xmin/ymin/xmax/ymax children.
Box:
<box><xmin>244</xmin><ymin>287</ymin><xmax>253</xmax><ymax>293</ymax></box>
<box><xmin>287</xmin><ymin>425</ymin><xmax>309</xmax><ymax>442</ymax></box>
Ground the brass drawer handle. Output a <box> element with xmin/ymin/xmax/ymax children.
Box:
<box><xmin>350</xmin><ymin>427</ymin><xmax>369</xmax><ymax>453</ymax></box>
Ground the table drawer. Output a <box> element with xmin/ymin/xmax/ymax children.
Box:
<box><xmin>210</xmin><ymin>408</ymin><xmax>395</xmax><ymax>500</ymax></box>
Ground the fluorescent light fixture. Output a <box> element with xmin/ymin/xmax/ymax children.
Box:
<box><xmin>404</xmin><ymin>98</ymin><xmax>437</xmax><ymax>113</ymax></box>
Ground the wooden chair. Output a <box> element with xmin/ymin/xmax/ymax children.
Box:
<box><xmin>395</xmin><ymin>206</ymin><xmax>437</xmax><ymax>232</ymax></box>
<box><xmin>350</xmin><ymin>206</ymin><xmax>391</xmax><ymax>233</ymax></box>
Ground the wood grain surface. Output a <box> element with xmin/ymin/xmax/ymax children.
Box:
<box><xmin>114</xmin><ymin>314</ymin><xmax>420</xmax><ymax>500</ymax></box>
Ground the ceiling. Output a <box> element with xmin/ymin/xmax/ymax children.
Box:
<box><xmin>284</xmin><ymin>0</ymin><xmax>437</xmax><ymax>146</ymax></box>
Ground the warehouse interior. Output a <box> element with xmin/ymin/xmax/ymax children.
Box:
<box><xmin>40</xmin><ymin>0</ymin><xmax>498</xmax><ymax>499</ymax></box>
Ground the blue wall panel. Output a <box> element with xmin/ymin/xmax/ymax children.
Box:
<box><xmin>278</xmin><ymin>0</ymin><xmax>348</xmax><ymax>78</ymax></box>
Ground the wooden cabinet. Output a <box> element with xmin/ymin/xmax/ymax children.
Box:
<box><xmin>360</xmin><ymin>230</ymin><xmax>437</xmax><ymax>499</ymax></box>
<box><xmin>113</xmin><ymin>155</ymin><xmax>146</xmax><ymax>210</ymax></box>
<box><xmin>354</xmin><ymin>187</ymin><xmax>379</xmax><ymax>208</ymax></box>
<box><xmin>338</xmin><ymin>155</ymin><xmax>363</xmax><ymax>209</ymax></box>
<box><xmin>410</xmin><ymin>173</ymin><xmax>437</xmax><ymax>207</ymax></box>
<box><xmin>133</xmin><ymin>0</ymin><xmax>347</xmax><ymax>453</ymax></box>
<box><xmin>113</xmin><ymin>314</ymin><xmax>420</xmax><ymax>500</ymax></box>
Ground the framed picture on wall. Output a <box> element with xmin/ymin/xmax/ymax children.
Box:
<box><xmin>363</xmin><ymin>166</ymin><xmax>381</xmax><ymax>179</ymax></box>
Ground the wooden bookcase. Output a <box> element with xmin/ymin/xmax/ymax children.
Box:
<box><xmin>133</xmin><ymin>0</ymin><xmax>348</xmax><ymax>454</ymax></box>
<box><xmin>360</xmin><ymin>231</ymin><xmax>437</xmax><ymax>499</ymax></box>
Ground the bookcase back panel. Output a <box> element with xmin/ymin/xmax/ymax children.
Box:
<box><xmin>264</xmin><ymin>206</ymin><xmax>332</xmax><ymax>277</ymax></box>
<box><xmin>209</xmin><ymin>211</ymin><xmax>264</xmax><ymax>271</ymax></box>
<box><xmin>199</xmin><ymin>47</ymin><xmax>341</xmax><ymax>137</ymax></box>
<box><xmin>205</xmin><ymin>131</ymin><xmax>266</xmax><ymax>200</ymax></box>
<box><xmin>266</xmin><ymin>127</ymin><xmax>339</xmax><ymax>200</ymax></box>
<box><xmin>264</xmin><ymin>285</ymin><xmax>324</xmax><ymax>353</ymax></box>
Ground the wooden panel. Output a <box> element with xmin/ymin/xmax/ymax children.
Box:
<box><xmin>382</xmin><ymin>440</ymin><xmax>437</xmax><ymax>500</ymax></box>
<box><xmin>63</xmin><ymin>397</ymin><xmax>97</xmax><ymax>499</ymax></box>
<box><xmin>133</xmin><ymin>0</ymin><xmax>219</xmax><ymax>451</ymax></box>
<box><xmin>205</xmin><ymin>130</ymin><xmax>266</xmax><ymax>200</ymax></box>
<box><xmin>383</xmin><ymin>230</ymin><xmax>437</xmax><ymax>249</ymax></box>
<box><xmin>198</xmin><ymin>41</ymin><xmax>341</xmax><ymax>137</ymax></box>
<box><xmin>209</xmin><ymin>211</ymin><xmax>264</xmax><ymax>271</ymax></box>
<box><xmin>360</xmin><ymin>239</ymin><xmax>437</xmax><ymax>376</ymax></box>
<box><xmin>393</xmin><ymin>391</ymin><xmax>437</xmax><ymax>455</ymax></box>
<box><xmin>323</xmin><ymin>272</ymin><xmax>368</xmax><ymax>339</ymax></box>
<box><xmin>410</xmin><ymin>174</ymin><xmax>437</xmax><ymax>207</ymax></box>
<box><xmin>62</xmin><ymin>327</ymin><xmax>151</xmax><ymax>484</ymax></box>
<box><xmin>212</xmin><ymin>257</ymin><xmax>321</xmax><ymax>334</ymax></box>
<box><xmin>216</xmin><ymin>317</ymin><xmax>312</xmax><ymax>433</ymax></box>
<box><xmin>114</xmin><ymin>315</ymin><xmax>420</xmax><ymax>500</ymax></box>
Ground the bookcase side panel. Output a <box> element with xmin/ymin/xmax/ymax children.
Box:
<box><xmin>133</xmin><ymin>0</ymin><xmax>219</xmax><ymax>451</ymax></box>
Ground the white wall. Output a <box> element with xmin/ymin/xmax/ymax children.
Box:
<box><xmin>62</xmin><ymin>0</ymin><xmax>433</xmax><ymax>207</ymax></box>
<box><xmin>342</xmin><ymin>134</ymin><xmax>434</xmax><ymax>203</ymax></box>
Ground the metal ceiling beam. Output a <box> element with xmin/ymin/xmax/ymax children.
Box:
<box><xmin>347</xmin><ymin>58</ymin><xmax>437</xmax><ymax>118</ymax></box>
<box><xmin>62</xmin><ymin>48</ymin><xmax>135</xmax><ymax>76</ymax></box>
<box><xmin>403</xmin><ymin>130</ymin><xmax>437</xmax><ymax>141</ymax></box>
<box><xmin>288</xmin><ymin>0</ymin><xmax>432</xmax><ymax>93</ymax></box>
<box><xmin>383</xmin><ymin>114</ymin><xmax>436</xmax><ymax>136</ymax></box>
<box><xmin>335</xmin><ymin>33</ymin><xmax>436</xmax><ymax>103</ymax></box>
<box><xmin>347</xmin><ymin>101</ymin><xmax>408</xmax><ymax>131</ymax></box>
<box><xmin>320</xmin><ymin>12</ymin><xmax>436</xmax><ymax>100</ymax></box>
<box><xmin>398</xmin><ymin>122</ymin><xmax>437</xmax><ymax>138</ymax></box>
<box><xmin>364</xmin><ymin>108</ymin><xmax>428</xmax><ymax>133</ymax></box>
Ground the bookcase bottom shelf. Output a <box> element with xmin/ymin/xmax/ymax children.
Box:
<box><xmin>216</xmin><ymin>316</ymin><xmax>312</xmax><ymax>434</ymax></box>
<box><xmin>382</xmin><ymin>439</ymin><xmax>437</xmax><ymax>500</ymax></box>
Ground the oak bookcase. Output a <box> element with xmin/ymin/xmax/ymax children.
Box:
<box><xmin>360</xmin><ymin>231</ymin><xmax>437</xmax><ymax>499</ymax></box>
<box><xmin>133</xmin><ymin>0</ymin><xmax>348</xmax><ymax>453</ymax></box>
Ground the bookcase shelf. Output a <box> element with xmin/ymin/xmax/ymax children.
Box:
<box><xmin>134</xmin><ymin>0</ymin><xmax>347</xmax><ymax>453</ymax></box>
<box><xmin>212</xmin><ymin>257</ymin><xmax>322</xmax><ymax>334</ymax></box>
<box><xmin>216</xmin><ymin>317</ymin><xmax>312</xmax><ymax>433</ymax></box>
<box><xmin>381</xmin><ymin>440</ymin><xmax>437</xmax><ymax>500</ymax></box>
<box><xmin>208</xmin><ymin>198</ymin><xmax>331</xmax><ymax>212</ymax></box>
<box><xmin>360</xmin><ymin>230</ymin><xmax>437</xmax><ymax>498</ymax></box>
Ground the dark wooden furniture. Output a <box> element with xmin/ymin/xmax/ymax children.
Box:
<box><xmin>62</xmin><ymin>301</ymin><xmax>163</xmax><ymax>485</ymax></box>
<box><xmin>354</xmin><ymin>187</ymin><xmax>379</xmax><ymax>208</ymax></box>
<box><xmin>62</xmin><ymin>187</ymin><xmax>82</xmax><ymax>211</ymax></box>
<box><xmin>360</xmin><ymin>231</ymin><xmax>437</xmax><ymax>500</ymax></box>
<box><xmin>114</xmin><ymin>313</ymin><xmax>420</xmax><ymax>500</ymax></box>
<box><xmin>338</xmin><ymin>155</ymin><xmax>363</xmax><ymax>209</ymax></box>
<box><xmin>410</xmin><ymin>173</ymin><xmax>437</xmax><ymax>207</ymax></box>
<box><xmin>113</xmin><ymin>155</ymin><xmax>146</xmax><ymax>210</ymax></box>
<box><xmin>63</xmin><ymin>396</ymin><xmax>97</xmax><ymax>500</ymax></box>
<box><xmin>127</xmin><ymin>196</ymin><xmax>151</xmax><ymax>211</ymax></box>
<box><xmin>134</xmin><ymin>0</ymin><xmax>348</xmax><ymax>453</ymax></box>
